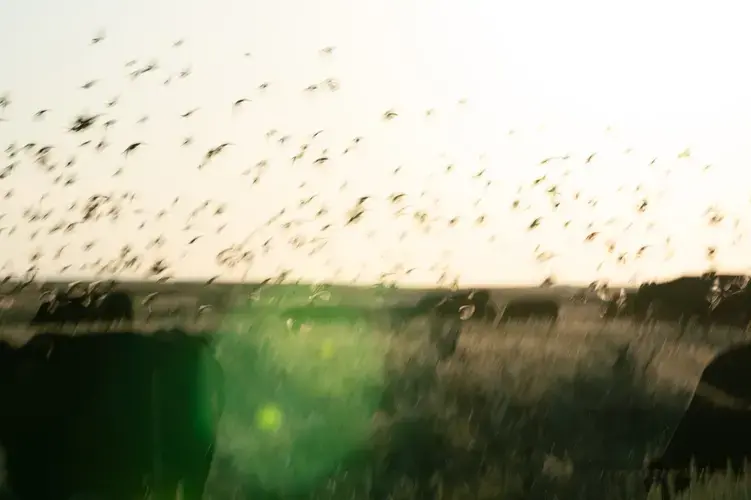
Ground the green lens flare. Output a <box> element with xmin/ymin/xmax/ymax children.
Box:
<box><xmin>214</xmin><ymin>285</ymin><xmax>390</xmax><ymax>494</ymax></box>
<box><xmin>320</xmin><ymin>338</ymin><xmax>334</xmax><ymax>359</ymax></box>
<box><xmin>255</xmin><ymin>404</ymin><xmax>283</xmax><ymax>432</ymax></box>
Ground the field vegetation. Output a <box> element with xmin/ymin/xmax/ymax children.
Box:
<box><xmin>200</xmin><ymin>286</ymin><xmax>751</xmax><ymax>499</ymax></box>
<box><xmin>2</xmin><ymin>283</ymin><xmax>751</xmax><ymax>499</ymax></box>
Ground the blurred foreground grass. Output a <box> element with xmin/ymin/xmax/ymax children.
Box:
<box><xmin>201</xmin><ymin>287</ymin><xmax>751</xmax><ymax>499</ymax></box>
<box><xmin>3</xmin><ymin>283</ymin><xmax>751</xmax><ymax>498</ymax></box>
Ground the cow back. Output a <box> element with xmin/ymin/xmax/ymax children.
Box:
<box><xmin>0</xmin><ymin>332</ymin><xmax>155</xmax><ymax>499</ymax></box>
<box><xmin>501</xmin><ymin>298</ymin><xmax>559</xmax><ymax>321</ymax></box>
<box><xmin>0</xmin><ymin>329</ymin><xmax>224</xmax><ymax>500</ymax></box>
<box><xmin>647</xmin><ymin>342</ymin><xmax>751</xmax><ymax>496</ymax></box>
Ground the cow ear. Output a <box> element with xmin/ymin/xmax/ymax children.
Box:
<box><xmin>458</xmin><ymin>304</ymin><xmax>475</xmax><ymax>320</ymax></box>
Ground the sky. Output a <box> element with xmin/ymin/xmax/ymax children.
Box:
<box><xmin>1</xmin><ymin>0</ymin><xmax>751</xmax><ymax>287</ymax></box>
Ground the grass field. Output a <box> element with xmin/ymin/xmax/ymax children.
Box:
<box><xmin>2</xmin><ymin>282</ymin><xmax>751</xmax><ymax>499</ymax></box>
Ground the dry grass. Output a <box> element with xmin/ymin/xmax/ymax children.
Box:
<box><xmin>199</xmin><ymin>295</ymin><xmax>751</xmax><ymax>500</ymax></box>
<box><xmin>2</xmin><ymin>284</ymin><xmax>751</xmax><ymax>499</ymax></box>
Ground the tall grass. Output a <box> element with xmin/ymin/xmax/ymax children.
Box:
<box><xmin>3</xmin><ymin>284</ymin><xmax>751</xmax><ymax>499</ymax></box>
<box><xmin>198</xmin><ymin>300</ymin><xmax>751</xmax><ymax>499</ymax></box>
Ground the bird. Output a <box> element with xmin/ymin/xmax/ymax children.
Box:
<box><xmin>122</xmin><ymin>143</ymin><xmax>144</xmax><ymax>157</ymax></box>
<box><xmin>90</xmin><ymin>31</ymin><xmax>106</xmax><ymax>44</ymax></box>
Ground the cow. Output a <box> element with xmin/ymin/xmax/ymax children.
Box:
<box><xmin>0</xmin><ymin>328</ymin><xmax>225</xmax><ymax>500</ymax></box>
<box><xmin>29</xmin><ymin>288</ymin><xmax>134</xmax><ymax>331</ymax></box>
<box><xmin>30</xmin><ymin>290</ymin><xmax>91</xmax><ymax>327</ymax></box>
<box><xmin>403</xmin><ymin>289</ymin><xmax>497</xmax><ymax>324</ymax></box>
<box><xmin>632</xmin><ymin>277</ymin><xmax>716</xmax><ymax>336</ymax></box>
<box><xmin>428</xmin><ymin>312</ymin><xmax>462</xmax><ymax>360</ymax></box>
<box><xmin>644</xmin><ymin>342</ymin><xmax>751</xmax><ymax>499</ymax></box>
<box><xmin>495</xmin><ymin>297</ymin><xmax>559</xmax><ymax>325</ymax></box>
<box><xmin>91</xmin><ymin>289</ymin><xmax>134</xmax><ymax>326</ymax></box>
<box><xmin>708</xmin><ymin>290</ymin><xmax>751</xmax><ymax>330</ymax></box>
<box><xmin>634</xmin><ymin>275</ymin><xmax>751</xmax><ymax>336</ymax></box>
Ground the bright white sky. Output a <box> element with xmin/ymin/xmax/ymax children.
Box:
<box><xmin>1</xmin><ymin>0</ymin><xmax>750</xmax><ymax>287</ymax></box>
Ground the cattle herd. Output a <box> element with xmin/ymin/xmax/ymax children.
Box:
<box><xmin>0</xmin><ymin>275</ymin><xmax>750</xmax><ymax>498</ymax></box>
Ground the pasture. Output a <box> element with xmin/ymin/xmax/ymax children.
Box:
<box><xmin>1</xmin><ymin>282</ymin><xmax>750</xmax><ymax>499</ymax></box>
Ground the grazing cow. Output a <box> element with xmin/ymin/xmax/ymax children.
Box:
<box><xmin>30</xmin><ymin>290</ymin><xmax>92</xmax><ymax>327</ymax></box>
<box><xmin>428</xmin><ymin>312</ymin><xmax>462</xmax><ymax>360</ymax></box>
<box><xmin>496</xmin><ymin>297</ymin><xmax>559</xmax><ymax>324</ymax></box>
<box><xmin>644</xmin><ymin>342</ymin><xmax>751</xmax><ymax>499</ymax></box>
<box><xmin>708</xmin><ymin>290</ymin><xmax>751</xmax><ymax>330</ymax></box>
<box><xmin>632</xmin><ymin>277</ymin><xmax>716</xmax><ymax>335</ymax></box>
<box><xmin>92</xmin><ymin>290</ymin><xmax>135</xmax><ymax>326</ymax></box>
<box><xmin>29</xmin><ymin>288</ymin><xmax>133</xmax><ymax>331</ymax></box>
<box><xmin>387</xmin><ymin>290</ymin><xmax>492</xmax><ymax>358</ymax></box>
<box><xmin>635</xmin><ymin>275</ymin><xmax>751</xmax><ymax>336</ymax></box>
<box><xmin>406</xmin><ymin>289</ymin><xmax>496</xmax><ymax>323</ymax></box>
<box><xmin>0</xmin><ymin>329</ymin><xmax>224</xmax><ymax>500</ymax></box>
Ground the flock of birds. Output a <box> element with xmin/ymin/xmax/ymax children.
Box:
<box><xmin>0</xmin><ymin>30</ymin><xmax>747</xmax><ymax>289</ymax></box>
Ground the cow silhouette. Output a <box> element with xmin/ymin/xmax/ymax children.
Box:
<box><xmin>428</xmin><ymin>312</ymin><xmax>462</xmax><ymax>360</ymax></box>
<box><xmin>632</xmin><ymin>276</ymin><xmax>751</xmax><ymax>336</ymax></box>
<box><xmin>405</xmin><ymin>289</ymin><xmax>496</xmax><ymax>323</ymax></box>
<box><xmin>709</xmin><ymin>290</ymin><xmax>751</xmax><ymax>330</ymax></box>
<box><xmin>644</xmin><ymin>342</ymin><xmax>751</xmax><ymax>499</ymax></box>
<box><xmin>29</xmin><ymin>288</ymin><xmax>133</xmax><ymax>331</ymax></box>
<box><xmin>496</xmin><ymin>297</ymin><xmax>559</xmax><ymax>325</ymax></box>
<box><xmin>93</xmin><ymin>290</ymin><xmax>134</xmax><ymax>326</ymax></box>
<box><xmin>0</xmin><ymin>328</ymin><xmax>224</xmax><ymax>500</ymax></box>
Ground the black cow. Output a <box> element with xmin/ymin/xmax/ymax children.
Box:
<box><xmin>30</xmin><ymin>291</ymin><xmax>91</xmax><ymax>327</ymax></box>
<box><xmin>405</xmin><ymin>289</ymin><xmax>496</xmax><ymax>323</ymax></box>
<box><xmin>496</xmin><ymin>297</ymin><xmax>559</xmax><ymax>324</ymax></box>
<box><xmin>0</xmin><ymin>329</ymin><xmax>224</xmax><ymax>500</ymax></box>
<box><xmin>387</xmin><ymin>290</ymin><xmax>490</xmax><ymax>359</ymax></box>
<box><xmin>633</xmin><ymin>277</ymin><xmax>715</xmax><ymax>335</ymax></box>
<box><xmin>428</xmin><ymin>312</ymin><xmax>462</xmax><ymax>360</ymax></box>
<box><xmin>93</xmin><ymin>290</ymin><xmax>134</xmax><ymax>326</ymax></box>
<box><xmin>708</xmin><ymin>291</ymin><xmax>751</xmax><ymax>330</ymax></box>
<box><xmin>29</xmin><ymin>288</ymin><xmax>133</xmax><ymax>331</ymax></box>
<box><xmin>644</xmin><ymin>342</ymin><xmax>751</xmax><ymax>499</ymax></box>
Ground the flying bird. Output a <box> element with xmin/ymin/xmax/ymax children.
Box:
<box><xmin>123</xmin><ymin>143</ymin><xmax>144</xmax><ymax>157</ymax></box>
<box><xmin>69</xmin><ymin>114</ymin><xmax>99</xmax><ymax>132</ymax></box>
<box><xmin>91</xmin><ymin>31</ymin><xmax>106</xmax><ymax>44</ymax></box>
